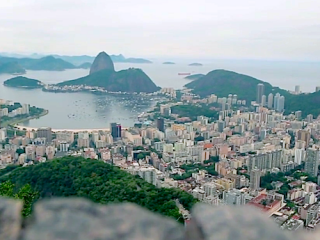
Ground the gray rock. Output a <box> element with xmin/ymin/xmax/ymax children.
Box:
<box><xmin>0</xmin><ymin>197</ymin><xmax>23</xmax><ymax>240</ymax></box>
<box><xmin>22</xmin><ymin>198</ymin><xmax>184</xmax><ymax>240</ymax></box>
<box><xmin>186</xmin><ymin>203</ymin><xmax>296</xmax><ymax>240</ymax></box>
<box><xmin>89</xmin><ymin>51</ymin><xmax>115</xmax><ymax>74</ymax></box>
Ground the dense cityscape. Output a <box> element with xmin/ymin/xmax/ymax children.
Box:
<box><xmin>1</xmin><ymin>82</ymin><xmax>320</xmax><ymax>231</ymax></box>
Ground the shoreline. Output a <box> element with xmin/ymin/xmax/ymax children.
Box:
<box><xmin>13</xmin><ymin>125</ymin><xmax>129</xmax><ymax>133</ymax></box>
<box><xmin>2</xmin><ymin>110</ymin><xmax>49</xmax><ymax>128</ymax></box>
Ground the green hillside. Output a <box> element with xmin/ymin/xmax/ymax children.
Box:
<box><xmin>185</xmin><ymin>69</ymin><xmax>289</xmax><ymax>101</ymax></box>
<box><xmin>0</xmin><ymin>157</ymin><xmax>196</xmax><ymax>221</ymax></box>
<box><xmin>57</xmin><ymin>68</ymin><xmax>160</xmax><ymax>93</ymax></box>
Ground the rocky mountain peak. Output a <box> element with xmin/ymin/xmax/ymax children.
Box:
<box><xmin>89</xmin><ymin>52</ymin><xmax>115</xmax><ymax>74</ymax></box>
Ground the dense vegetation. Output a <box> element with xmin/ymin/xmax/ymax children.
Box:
<box><xmin>57</xmin><ymin>68</ymin><xmax>160</xmax><ymax>93</ymax></box>
<box><xmin>0</xmin><ymin>157</ymin><xmax>197</xmax><ymax>222</ymax></box>
<box><xmin>0</xmin><ymin>181</ymin><xmax>38</xmax><ymax>217</ymax></box>
<box><xmin>4</xmin><ymin>76</ymin><xmax>43</xmax><ymax>88</ymax></box>
<box><xmin>172</xmin><ymin>160</ymin><xmax>219</xmax><ymax>180</ymax></box>
<box><xmin>185</xmin><ymin>69</ymin><xmax>288</xmax><ymax>101</ymax></box>
<box><xmin>0</xmin><ymin>61</ymin><xmax>26</xmax><ymax>74</ymax></box>
<box><xmin>185</xmin><ymin>69</ymin><xmax>320</xmax><ymax>117</ymax></box>
<box><xmin>0</xmin><ymin>56</ymin><xmax>76</xmax><ymax>71</ymax></box>
<box><xmin>171</xmin><ymin>104</ymin><xmax>218</xmax><ymax>120</ymax></box>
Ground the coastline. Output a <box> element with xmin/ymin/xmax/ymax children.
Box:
<box><xmin>3</xmin><ymin>110</ymin><xmax>49</xmax><ymax>128</ymax></box>
<box><xmin>14</xmin><ymin>125</ymin><xmax>129</xmax><ymax>133</ymax></box>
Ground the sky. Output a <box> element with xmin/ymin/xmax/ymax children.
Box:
<box><xmin>1</xmin><ymin>0</ymin><xmax>320</xmax><ymax>61</ymax></box>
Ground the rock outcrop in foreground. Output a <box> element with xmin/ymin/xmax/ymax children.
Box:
<box><xmin>89</xmin><ymin>51</ymin><xmax>115</xmax><ymax>74</ymax></box>
<box><xmin>1</xmin><ymin>197</ymin><xmax>317</xmax><ymax>240</ymax></box>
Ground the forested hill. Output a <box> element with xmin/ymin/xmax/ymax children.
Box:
<box><xmin>0</xmin><ymin>157</ymin><xmax>196</xmax><ymax>222</ymax></box>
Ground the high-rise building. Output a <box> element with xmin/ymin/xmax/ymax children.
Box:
<box><xmin>267</xmin><ymin>93</ymin><xmax>273</xmax><ymax>109</ymax></box>
<box><xmin>277</xmin><ymin>96</ymin><xmax>285</xmax><ymax>112</ymax></box>
<box><xmin>256</xmin><ymin>84</ymin><xmax>265</xmax><ymax>104</ymax></box>
<box><xmin>156</xmin><ymin>117</ymin><xmax>165</xmax><ymax>132</ymax></box>
<box><xmin>261</xmin><ymin>95</ymin><xmax>266</xmax><ymax>106</ymax></box>
<box><xmin>306</xmin><ymin>114</ymin><xmax>313</xmax><ymax>123</ymax></box>
<box><xmin>316</xmin><ymin>86</ymin><xmax>320</xmax><ymax>92</ymax></box>
<box><xmin>295</xmin><ymin>111</ymin><xmax>302</xmax><ymax>119</ymax></box>
<box><xmin>110</xmin><ymin>123</ymin><xmax>121</xmax><ymax>139</ymax></box>
<box><xmin>305</xmin><ymin>148</ymin><xmax>320</xmax><ymax>177</ymax></box>
<box><xmin>250</xmin><ymin>168</ymin><xmax>261</xmax><ymax>190</ymax></box>
<box><xmin>217</xmin><ymin>120</ymin><xmax>225</xmax><ymax>133</ymax></box>
<box><xmin>295</xmin><ymin>85</ymin><xmax>301</xmax><ymax>94</ymax></box>
<box><xmin>273</xmin><ymin>93</ymin><xmax>280</xmax><ymax>110</ymax></box>
<box><xmin>294</xmin><ymin>148</ymin><xmax>305</xmax><ymax>165</ymax></box>
<box><xmin>297</xmin><ymin>130</ymin><xmax>311</xmax><ymax>147</ymax></box>
<box><xmin>36</xmin><ymin>127</ymin><xmax>52</xmax><ymax>143</ymax></box>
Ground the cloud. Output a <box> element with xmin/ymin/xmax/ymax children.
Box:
<box><xmin>0</xmin><ymin>0</ymin><xmax>320</xmax><ymax>60</ymax></box>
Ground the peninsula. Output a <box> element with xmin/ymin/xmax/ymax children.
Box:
<box><xmin>4</xmin><ymin>76</ymin><xmax>44</xmax><ymax>89</ymax></box>
<box><xmin>163</xmin><ymin>62</ymin><xmax>175</xmax><ymax>65</ymax></box>
<box><xmin>0</xmin><ymin>100</ymin><xmax>48</xmax><ymax>127</ymax></box>
<box><xmin>55</xmin><ymin>52</ymin><xmax>159</xmax><ymax>93</ymax></box>
<box><xmin>185</xmin><ymin>74</ymin><xmax>205</xmax><ymax>80</ymax></box>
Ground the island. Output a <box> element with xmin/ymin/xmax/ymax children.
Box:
<box><xmin>0</xmin><ymin>62</ymin><xmax>26</xmax><ymax>75</ymax></box>
<box><xmin>185</xmin><ymin>74</ymin><xmax>205</xmax><ymax>80</ymax></box>
<box><xmin>163</xmin><ymin>62</ymin><xmax>175</xmax><ymax>65</ymax></box>
<box><xmin>4</xmin><ymin>76</ymin><xmax>44</xmax><ymax>89</ymax></box>
<box><xmin>0</xmin><ymin>100</ymin><xmax>48</xmax><ymax>127</ymax></box>
<box><xmin>189</xmin><ymin>63</ymin><xmax>203</xmax><ymax>66</ymax></box>
<box><xmin>53</xmin><ymin>51</ymin><xmax>159</xmax><ymax>93</ymax></box>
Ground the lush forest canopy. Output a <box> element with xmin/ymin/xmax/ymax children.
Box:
<box><xmin>0</xmin><ymin>157</ymin><xmax>197</xmax><ymax>222</ymax></box>
<box><xmin>4</xmin><ymin>76</ymin><xmax>43</xmax><ymax>88</ymax></box>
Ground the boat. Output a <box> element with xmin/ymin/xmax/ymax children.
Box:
<box><xmin>178</xmin><ymin>73</ymin><xmax>191</xmax><ymax>76</ymax></box>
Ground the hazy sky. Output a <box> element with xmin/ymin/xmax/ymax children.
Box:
<box><xmin>1</xmin><ymin>0</ymin><xmax>320</xmax><ymax>60</ymax></box>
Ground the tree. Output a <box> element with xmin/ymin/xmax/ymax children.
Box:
<box><xmin>153</xmin><ymin>138</ymin><xmax>160</xmax><ymax>142</ymax></box>
<box><xmin>137</xmin><ymin>153</ymin><xmax>145</xmax><ymax>160</ymax></box>
<box><xmin>0</xmin><ymin>181</ymin><xmax>38</xmax><ymax>217</ymax></box>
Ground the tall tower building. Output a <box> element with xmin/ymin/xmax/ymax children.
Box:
<box><xmin>261</xmin><ymin>95</ymin><xmax>266</xmax><ymax>107</ymax></box>
<box><xmin>267</xmin><ymin>93</ymin><xmax>273</xmax><ymax>109</ymax></box>
<box><xmin>156</xmin><ymin>117</ymin><xmax>165</xmax><ymax>132</ymax></box>
<box><xmin>250</xmin><ymin>168</ymin><xmax>261</xmax><ymax>190</ymax></box>
<box><xmin>295</xmin><ymin>85</ymin><xmax>301</xmax><ymax>94</ymax></box>
<box><xmin>277</xmin><ymin>96</ymin><xmax>285</xmax><ymax>112</ymax></box>
<box><xmin>36</xmin><ymin>127</ymin><xmax>52</xmax><ymax>143</ymax></box>
<box><xmin>111</xmin><ymin>123</ymin><xmax>121</xmax><ymax>139</ymax></box>
<box><xmin>256</xmin><ymin>84</ymin><xmax>265</xmax><ymax>104</ymax></box>
<box><xmin>305</xmin><ymin>147</ymin><xmax>320</xmax><ymax>177</ymax></box>
<box><xmin>316</xmin><ymin>86</ymin><xmax>320</xmax><ymax>92</ymax></box>
<box><xmin>273</xmin><ymin>93</ymin><xmax>280</xmax><ymax>111</ymax></box>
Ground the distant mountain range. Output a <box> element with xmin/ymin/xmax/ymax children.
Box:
<box><xmin>184</xmin><ymin>69</ymin><xmax>320</xmax><ymax>117</ymax></box>
<box><xmin>0</xmin><ymin>56</ymin><xmax>76</xmax><ymax>72</ymax></box>
<box><xmin>0</xmin><ymin>52</ymin><xmax>152</xmax><ymax>66</ymax></box>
